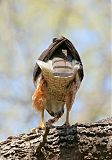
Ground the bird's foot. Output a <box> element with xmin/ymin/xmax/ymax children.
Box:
<box><xmin>39</xmin><ymin>122</ymin><xmax>46</xmax><ymax>129</ymax></box>
<box><xmin>62</xmin><ymin>122</ymin><xmax>70</xmax><ymax>127</ymax></box>
<box><xmin>31</xmin><ymin>122</ymin><xmax>45</xmax><ymax>133</ymax></box>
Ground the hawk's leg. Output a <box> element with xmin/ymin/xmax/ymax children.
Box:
<box><xmin>65</xmin><ymin>108</ymin><xmax>70</xmax><ymax>125</ymax></box>
<box><xmin>65</xmin><ymin>81</ymin><xmax>77</xmax><ymax>126</ymax></box>
<box><xmin>32</xmin><ymin>79</ymin><xmax>47</xmax><ymax>129</ymax></box>
<box><xmin>65</xmin><ymin>90</ymin><xmax>74</xmax><ymax>126</ymax></box>
<box><xmin>39</xmin><ymin>107</ymin><xmax>45</xmax><ymax>129</ymax></box>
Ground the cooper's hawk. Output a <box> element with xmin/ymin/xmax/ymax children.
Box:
<box><xmin>32</xmin><ymin>37</ymin><xmax>84</xmax><ymax>128</ymax></box>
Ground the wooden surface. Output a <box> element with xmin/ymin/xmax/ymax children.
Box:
<box><xmin>0</xmin><ymin>117</ymin><xmax>112</xmax><ymax>160</ymax></box>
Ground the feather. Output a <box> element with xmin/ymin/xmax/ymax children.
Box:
<box><xmin>33</xmin><ymin>37</ymin><xmax>84</xmax><ymax>86</ymax></box>
<box><xmin>32</xmin><ymin>37</ymin><xmax>84</xmax><ymax>126</ymax></box>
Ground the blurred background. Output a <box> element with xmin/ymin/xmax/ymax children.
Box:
<box><xmin>0</xmin><ymin>0</ymin><xmax>111</xmax><ymax>141</ymax></box>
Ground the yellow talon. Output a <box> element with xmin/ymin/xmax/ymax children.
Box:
<box><xmin>39</xmin><ymin>122</ymin><xmax>45</xmax><ymax>129</ymax></box>
<box><xmin>39</xmin><ymin>108</ymin><xmax>45</xmax><ymax>129</ymax></box>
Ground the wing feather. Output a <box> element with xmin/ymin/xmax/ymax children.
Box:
<box><xmin>33</xmin><ymin>37</ymin><xmax>84</xmax><ymax>87</ymax></box>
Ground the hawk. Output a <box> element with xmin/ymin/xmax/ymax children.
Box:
<box><xmin>32</xmin><ymin>37</ymin><xmax>84</xmax><ymax>129</ymax></box>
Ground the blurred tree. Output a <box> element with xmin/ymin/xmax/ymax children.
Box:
<box><xmin>0</xmin><ymin>0</ymin><xmax>111</xmax><ymax>140</ymax></box>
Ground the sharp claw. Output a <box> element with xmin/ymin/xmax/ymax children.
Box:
<box><xmin>39</xmin><ymin>122</ymin><xmax>45</xmax><ymax>129</ymax></box>
<box><xmin>31</xmin><ymin>122</ymin><xmax>45</xmax><ymax>133</ymax></box>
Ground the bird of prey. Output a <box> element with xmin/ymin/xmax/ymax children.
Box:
<box><xmin>32</xmin><ymin>37</ymin><xmax>84</xmax><ymax>129</ymax></box>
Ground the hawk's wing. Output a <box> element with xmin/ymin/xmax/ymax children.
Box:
<box><xmin>33</xmin><ymin>36</ymin><xmax>84</xmax><ymax>87</ymax></box>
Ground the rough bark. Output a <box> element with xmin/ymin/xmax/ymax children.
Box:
<box><xmin>0</xmin><ymin>117</ymin><xmax>112</xmax><ymax>160</ymax></box>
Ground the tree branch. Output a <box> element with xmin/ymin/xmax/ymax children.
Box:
<box><xmin>0</xmin><ymin>117</ymin><xmax>112</xmax><ymax>160</ymax></box>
